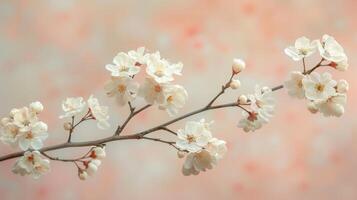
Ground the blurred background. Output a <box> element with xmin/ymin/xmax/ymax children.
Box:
<box><xmin>0</xmin><ymin>0</ymin><xmax>356</xmax><ymax>199</ymax></box>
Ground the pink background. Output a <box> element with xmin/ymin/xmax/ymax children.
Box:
<box><xmin>0</xmin><ymin>0</ymin><xmax>356</xmax><ymax>199</ymax></box>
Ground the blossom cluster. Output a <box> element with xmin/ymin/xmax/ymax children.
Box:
<box><xmin>105</xmin><ymin>47</ymin><xmax>188</xmax><ymax>116</ymax></box>
<box><xmin>176</xmin><ymin>119</ymin><xmax>227</xmax><ymax>176</ymax></box>
<box><xmin>78</xmin><ymin>146</ymin><xmax>106</xmax><ymax>180</ymax></box>
<box><xmin>59</xmin><ymin>95</ymin><xmax>110</xmax><ymax>129</ymax></box>
<box><xmin>237</xmin><ymin>85</ymin><xmax>275</xmax><ymax>132</ymax></box>
<box><xmin>0</xmin><ymin>102</ymin><xmax>50</xmax><ymax>178</ymax></box>
<box><xmin>284</xmin><ymin>35</ymin><xmax>349</xmax><ymax>117</ymax></box>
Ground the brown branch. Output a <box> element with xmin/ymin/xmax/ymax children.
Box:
<box><xmin>0</xmin><ymin>81</ymin><xmax>285</xmax><ymax>162</ymax></box>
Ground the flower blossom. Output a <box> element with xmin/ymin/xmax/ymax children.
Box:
<box><xmin>146</xmin><ymin>52</ymin><xmax>183</xmax><ymax>83</ymax></box>
<box><xmin>176</xmin><ymin>121</ymin><xmax>212</xmax><ymax>153</ymax></box>
<box><xmin>159</xmin><ymin>85</ymin><xmax>188</xmax><ymax>116</ymax></box>
<box><xmin>284</xmin><ymin>71</ymin><xmax>306</xmax><ymax>99</ymax></box>
<box><xmin>105</xmin><ymin>52</ymin><xmax>140</xmax><ymax>77</ymax></box>
<box><xmin>302</xmin><ymin>72</ymin><xmax>336</xmax><ymax>101</ymax></box>
<box><xmin>284</xmin><ymin>36</ymin><xmax>317</xmax><ymax>61</ymax></box>
<box><xmin>12</xmin><ymin>151</ymin><xmax>50</xmax><ymax>179</ymax></box>
<box><xmin>1</xmin><ymin>102</ymin><xmax>48</xmax><ymax>151</ymax></box>
<box><xmin>104</xmin><ymin>76</ymin><xmax>139</xmax><ymax>106</ymax></box>
<box><xmin>87</xmin><ymin>96</ymin><xmax>110</xmax><ymax>130</ymax></box>
<box><xmin>59</xmin><ymin>97</ymin><xmax>87</xmax><ymax>119</ymax></box>
<box><xmin>178</xmin><ymin>119</ymin><xmax>227</xmax><ymax>176</ymax></box>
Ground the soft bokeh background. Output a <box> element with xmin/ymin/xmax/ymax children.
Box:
<box><xmin>0</xmin><ymin>0</ymin><xmax>356</xmax><ymax>199</ymax></box>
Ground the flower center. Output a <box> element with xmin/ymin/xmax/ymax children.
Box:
<box><xmin>315</xmin><ymin>83</ymin><xmax>325</xmax><ymax>93</ymax></box>
<box><xmin>300</xmin><ymin>49</ymin><xmax>309</xmax><ymax>55</ymax></box>
<box><xmin>119</xmin><ymin>65</ymin><xmax>129</xmax><ymax>72</ymax></box>
<box><xmin>154</xmin><ymin>85</ymin><xmax>162</xmax><ymax>93</ymax></box>
<box><xmin>25</xmin><ymin>132</ymin><xmax>34</xmax><ymax>139</ymax></box>
<box><xmin>117</xmin><ymin>84</ymin><xmax>126</xmax><ymax>93</ymax></box>
<box><xmin>297</xmin><ymin>80</ymin><xmax>303</xmax><ymax>88</ymax></box>
<box><xmin>187</xmin><ymin>135</ymin><xmax>196</xmax><ymax>143</ymax></box>
<box><xmin>248</xmin><ymin>112</ymin><xmax>258</xmax><ymax>122</ymax></box>
<box><xmin>154</xmin><ymin>70</ymin><xmax>164</xmax><ymax>77</ymax></box>
<box><xmin>167</xmin><ymin>96</ymin><xmax>174</xmax><ymax>103</ymax></box>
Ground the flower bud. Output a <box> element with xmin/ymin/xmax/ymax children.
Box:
<box><xmin>91</xmin><ymin>147</ymin><xmax>106</xmax><ymax>160</ymax></box>
<box><xmin>86</xmin><ymin>162</ymin><xmax>98</xmax><ymax>176</ymax></box>
<box><xmin>79</xmin><ymin>170</ymin><xmax>88</xmax><ymax>180</ymax></box>
<box><xmin>9</xmin><ymin>109</ymin><xmax>18</xmax><ymax>117</ymax></box>
<box><xmin>1</xmin><ymin>117</ymin><xmax>11</xmax><ymax>127</ymax></box>
<box><xmin>229</xmin><ymin>79</ymin><xmax>241</xmax><ymax>89</ymax></box>
<box><xmin>29</xmin><ymin>101</ymin><xmax>44</xmax><ymax>113</ymax></box>
<box><xmin>63</xmin><ymin>122</ymin><xmax>72</xmax><ymax>131</ymax></box>
<box><xmin>307</xmin><ymin>102</ymin><xmax>318</xmax><ymax>114</ymax></box>
<box><xmin>238</xmin><ymin>95</ymin><xmax>248</xmax><ymax>104</ymax></box>
<box><xmin>232</xmin><ymin>58</ymin><xmax>246</xmax><ymax>74</ymax></box>
<box><xmin>177</xmin><ymin>151</ymin><xmax>186</xmax><ymax>158</ymax></box>
<box><xmin>337</xmin><ymin>80</ymin><xmax>349</xmax><ymax>93</ymax></box>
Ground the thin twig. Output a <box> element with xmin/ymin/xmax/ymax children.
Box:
<box><xmin>206</xmin><ymin>73</ymin><xmax>235</xmax><ymax>108</ymax></box>
<box><xmin>115</xmin><ymin>104</ymin><xmax>151</xmax><ymax>136</ymax></box>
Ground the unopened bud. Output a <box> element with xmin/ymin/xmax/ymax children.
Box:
<box><xmin>230</xmin><ymin>79</ymin><xmax>241</xmax><ymax>89</ymax></box>
<box><xmin>29</xmin><ymin>101</ymin><xmax>44</xmax><ymax>113</ymax></box>
<box><xmin>232</xmin><ymin>58</ymin><xmax>246</xmax><ymax>74</ymax></box>
<box><xmin>79</xmin><ymin>170</ymin><xmax>88</xmax><ymax>180</ymax></box>
<box><xmin>337</xmin><ymin>80</ymin><xmax>349</xmax><ymax>93</ymax></box>
<box><xmin>177</xmin><ymin>151</ymin><xmax>186</xmax><ymax>158</ymax></box>
<box><xmin>307</xmin><ymin>102</ymin><xmax>318</xmax><ymax>114</ymax></box>
<box><xmin>238</xmin><ymin>95</ymin><xmax>248</xmax><ymax>104</ymax></box>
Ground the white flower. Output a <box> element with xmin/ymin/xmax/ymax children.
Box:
<box><xmin>87</xmin><ymin>96</ymin><xmax>110</xmax><ymax>130</ymax></box>
<box><xmin>238</xmin><ymin>111</ymin><xmax>264</xmax><ymax>132</ymax></box>
<box><xmin>104</xmin><ymin>76</ymin><xmax>139</xmax><ymax>106</ymax></box>
<box><xmin>182</xmin><ymin>150</ymin><xmax>216</xmax><ymax>176</ymax></box>
<box><xmin>337</xmin><ymin>80</ymin><xmax>349</xmax><ymax>93</ymax></box>
<box><xmin>159</xmin><ymin>85</ymin><xmax>188</xmax><ymax>116</ymax></box>
<box><xmin>249</xmin><ymin>85</ymin><xmax>275</xmax><ymax>122</ymax></box>
<box><xmin>0</xmin><ymin>123</ymin><xmax>20</xmax><ymax>147</ymax></box>
<box><xmin>105</xmin><ymin>52</ymin><xmax>140</xmax><ymax>77</ymax></box>
<box><xmin>315</xmin><ymin>94</ymin><xmax>346</xmax><ymax>117</ymax></box>
<box><xmin>146</xmin><ymin>52</ymin><xmax>183</xmax><ymax>83</ymax></box>
<box><xmin>12</xmin><ymin>107</ymin><xmax>38</xmax><ymax>132</ymax></box>
<box><xmin>284</xmin><ymin>71</ymin><xmax>306</xmax><ymax>99</ymax></box>
<box><xmin>29</xmin><ymin>101</ymin><xmax>44</xmax><ymax>114</ymax></box>
<box><xmin>59</xmin><ymin>97</ymin><xmax>87</xmax><ymax>119</ymax></box>
<box><xmin>128</xmin><ymin>47</ymin><xmax>147</xmax><ymax>65</ymax></box>
<box><xmin>284</xmin><ymin>36</ymin><xmax>316</xmax><ymax>61</ymax></box>
<box><xmin>232</xmin><ymin>58</ymin><xmax>246</xmax><ymax>73</ymax></box>
<box><xmin>86</xmin><ymin>159</ymin><xmax>102</xmax><ymax>176</ymax></box>
<box><xmin>302</xmin><ymin>72</ymin><xmax>336</xmax><ymax>101</ymax></box>
<box><xmin>230</xmin><ymin>79</ymin><xmax>241</xmax><ymax>89</ymax></box>
<box><xmin>17</xmin><ymin>121</ymin><xmax>48</xmax><ymax>150</ymax></box>
<box><xmin>316</xmin><ymin>34</ymin><xmax>347</xmax><ymax>63</ymax></box>
<box><xmin>176</xmin><ymin>121</ymin><xmax>212</xmax><ymax>153</ymax></box>
<box><xmin>90</xmin><ymin>146</ymin><xmax>106</xmax><ymax>160</ymax></box>
<box><xmin>139</xmin><ymin>77</ymin><xmax>166</xmax><ymax>104</ymax></box>
<box><xmin>333</xmin><ymin>60</ymin><xmax>348</xmax><ymax>71</ymax></box>
<box><xmin>12</xmin><ymin>151</ymin><xmax>50</xmax><ymax>179</ymax></box>
<box><xmin>206</xmin><ymin>138</ymin><xmax>227</xmax><ymax>160</ymax></box>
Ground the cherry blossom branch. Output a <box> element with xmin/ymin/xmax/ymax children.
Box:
<box><xmin>0</xmin><ymin>92</ymin><xmax>281</xmax><ymax>162</ymax></box>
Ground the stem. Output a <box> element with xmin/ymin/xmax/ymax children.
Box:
<box><xmin>302</xmin><ymin>58</ymin><xmax>306</xmax><ymax>73</ymax></box>
<box><xmin>115</xmin><ymin>104</ymin><xmax>151</xmax><ymax>136</ymax></box>
<box><xmin>206</xmin><ymin>73</ymin><xmax>235</xmax><ymax>108</ymax></box>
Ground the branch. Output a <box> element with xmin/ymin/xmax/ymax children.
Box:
<box><xmin>0</xmin><ymin>83</ymin><xmax>285</xmax><ymax>162</ymax></box>
<box><xmin>115</xmin><ymin>104</ymin><xmax>151</xmax><ymax>136</ymax></box>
